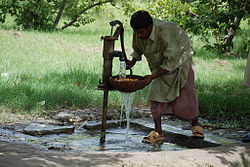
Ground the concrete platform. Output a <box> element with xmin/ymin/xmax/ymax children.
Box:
<box><xmin>0</xmin><ymin>141</ymin><xmax>249</xmax><ymax>167</ymax></box>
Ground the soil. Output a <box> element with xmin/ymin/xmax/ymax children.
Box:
<box><xmin>0</xmin><ymin>108</ymin><xmax>249</xmax><ymax>167</ymax></box>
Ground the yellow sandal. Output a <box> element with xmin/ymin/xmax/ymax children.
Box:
<box><xmin>192</xmin><ymin>126</ymin><xmax>204</xmax><ymax>139</ymax></box>
<box><xmin>142</xmin><ymin>131</ymin><xmax>164</xmax><ymax>143</ymax></box>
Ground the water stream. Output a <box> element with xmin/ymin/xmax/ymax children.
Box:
<box><xmin>119</xmin><ymin>61</ymin><xmax>126</xmax><ymax>79</ymax></box>
<box><xmin>120</xmin><ymin>92</ymin><xmax>136</xmax><ymax>139</ymax></box>
<box><xmin>119</xmin><ymin>60</ymin><xmax>136</xmax><ymax>139</ymax></box>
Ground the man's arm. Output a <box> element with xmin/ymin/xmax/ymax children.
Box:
<box><xmin>126</xmin><ymin>57</ymin><xmax>137</xmax><ymax>69</ymax></box>
<box><xmin>144</xmin><ymin>68</ymin><xmax>167</xmax><ymax>85</ymax></box>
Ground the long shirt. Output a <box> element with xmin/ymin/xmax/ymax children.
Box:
<box><xmin>130</xmin><ymin>19</ymin><xmax>194</xmax><ymax>102</ymax></box>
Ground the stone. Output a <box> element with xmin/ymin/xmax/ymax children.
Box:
<box><xmin>24</xmin><ymin>123</ymin><xmax>75</xmax><ymax>136</ymax></box>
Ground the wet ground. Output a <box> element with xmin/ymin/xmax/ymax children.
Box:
<box><xmin>0</xmin><ymin>121</ymin><xmax>183</xmax><ymax>152</ymax></box>
<box><xmin>0</xmin><ymin>108</ymin><xmax>249</xmax><ymax>167</ymax></box>
<box><xmin>0</xmin><ymin>113</ymin><xmax>247</xmax><ymax>153</ymax></box>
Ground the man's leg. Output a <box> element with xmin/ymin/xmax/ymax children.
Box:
<box><xmin>191</xmin><ymin>118</ymin><xmax>199</xmax><ymax>126</ymax></box>
<box><xmin>153</xmin><ymin>116</ymin><xmax>164</xmax><ymax>137</ymax></box>
<box><xmin>141</xmin><ymin>101</ymin><xmax>166</xmax><ymax>143</ymax></box>
<box><xmin>150</xmin><ymin>101</ymin><xmax>168</xmax><ymax>137</ymax></box>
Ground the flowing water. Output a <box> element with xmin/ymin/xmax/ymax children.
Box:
<box><xmin>119</xmin><ymin>60</ymin><xmax>136</xmax><ymax>139</ymax></box>
<box><xmin>120</xmin><ymin>92</ymin><xmax>136</xmax><ymax>139</ymax></box>
<box><xmin>119</xmin><ymin>61</ymin><xmax>126</xmax><ymax>79</ymax></box>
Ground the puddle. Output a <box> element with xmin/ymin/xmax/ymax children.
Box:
<box><xmin>0</xmin><ymin>119</ymin><xmax>238</xmax><ymax>153</ymax></box>
<box><xmin>0</xmin><ymin>119</ymin><xmax>240</xmax><ymax>152</ymax></box>
<box><xmin>0</xmin><ymin>126</ymin><xmax>184</xmax><ymax>152</ymax></box>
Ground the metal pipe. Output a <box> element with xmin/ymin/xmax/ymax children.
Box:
<box><xmin>99</xmin><ymin>20</ymin><xmax>128</xmax><ymax>144</ymax></box>
<box><xmin>100</xmin><ymin>89</ymin><xmax>108</xmax><ymax>144</ymax></box>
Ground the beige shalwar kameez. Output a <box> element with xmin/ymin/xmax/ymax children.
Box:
<box><xmin>131</xmin><ymin>19</ymin><xmax>199</xmax><ymax>120</ymax></box>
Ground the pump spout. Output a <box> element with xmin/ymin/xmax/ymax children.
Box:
<box><xmin>109</xmin><ymin>50</ymin><xmax>127</xmax><ymax>61</ymax></box>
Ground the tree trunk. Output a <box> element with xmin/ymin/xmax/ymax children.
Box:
<box><xmin>223</xmin><ymin>16</ymin><xmax>242</xmax><ymax>52</ymax></box>
<box><xmin>54</xmin><ymin>0</ymin><xmax>67</xmax><ymax>28</ymax></box>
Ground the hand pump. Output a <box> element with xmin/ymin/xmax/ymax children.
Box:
<box><xmin>98</xmin><ymin>20</ymin><xmax>128</xmax><ymax>144</ymax></box>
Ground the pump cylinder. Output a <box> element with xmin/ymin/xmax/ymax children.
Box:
<box><xmin>102</xmin><ymin>36</ymin><xmax>116</xmax><ymax>84</ymax></box>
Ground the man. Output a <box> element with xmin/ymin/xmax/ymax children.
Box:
<box><xmin>126</xmin><ymin>10</ymin><xmax>204</xmax><ymax>143</ymax></box>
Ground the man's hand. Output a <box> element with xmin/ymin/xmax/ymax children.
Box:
<box><xmin>126</xmin><ymin>58</ymin><xmax>137</xmax><ymax>70</ymax></box>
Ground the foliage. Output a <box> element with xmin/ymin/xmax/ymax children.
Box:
<box><xmin>146</xmin><ymin>0</ymin><xmax>190</xmax><ymax>26</ymax></box>
<box><xmin>188</xmin><ymin>0</ymin><xmax>249</xmax><ymax>52</ymax></box>
<box><xmin>1</xmin><ymin>0</ymin><xmax>249</xmax><ymax>53</ymax></box>
<box><xmin>0</xmin><ymin>0</ymin><xmax>112</xmax><ymax>30</ymax></box>
<box><xmin>144</xmin><ymin>0</ymin><xmax>250</xmax><ymax>54</ymax></box>
<box><xmin>110</xmin><ymin>0</ymin><xmax>149</xmax><ymax>17</ymax></box>
<box><xmin>0</xmin><ymin>0</ymin><xmax>60</xmax><ymax>30</ymax></box>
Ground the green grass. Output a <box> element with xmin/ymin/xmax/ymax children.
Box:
<box><xmin>192</xmin><ymin>37</ymin><xmax>250</xmax><ymax>129</ymax></box>
<box><xmin>0</xmin><ymin>8</ymin><xmax>249</xmax><ymax>129</ymax></box>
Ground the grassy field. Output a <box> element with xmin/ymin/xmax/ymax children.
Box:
<box><xmin>0</xmin><ymin>8</ymin><xmax>249</xmax><ymax>129</ymax></box>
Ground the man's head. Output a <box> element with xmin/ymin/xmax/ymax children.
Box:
<box><xmin>130</xmin><ymin>10</ymin><xmax>153</xmax><ymax>40</ymax></box>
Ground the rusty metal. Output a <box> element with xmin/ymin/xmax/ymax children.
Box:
<box><xmin>99</xmin><ymin>20</ymin><xmax>128</xmax><ymax>144</ymax></box>
<box><xmin>98</xmin><ymin>20</ymin><xmax>128</xmax><ymax>90</ymax></box>
<box><xmin>99</xmin><ymin>36</ymin><xmax>115</xmax><ymax>143</ymax></box>
<box><xmin>98</xmin><ymin>36</ymin><xmax>116</xmax><ymax>90</ymax></box>
<box><xmin>100</xmin><ymin>89</ymin><xmax>108</xmax><ymax>144</ymax></box>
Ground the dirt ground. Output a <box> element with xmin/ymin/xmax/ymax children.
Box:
<box><xmin>0</xmin><ymin>140</ymin><xmax>249</xmax><ymax>167</ymax></box>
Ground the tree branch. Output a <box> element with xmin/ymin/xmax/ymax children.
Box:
<box><xmin>188</xmin><ymin>7</ymin><xmax>199</xmax><ymax>18</ymax></box>
<box><xmin>61</xmin><ymin>0</ymin><xmax>112</xmax><ymax>30</ymax></box>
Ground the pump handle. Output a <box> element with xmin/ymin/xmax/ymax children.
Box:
<box><xmin>109</xmin><ymin>20</ymin><xmax>122</xmax><ymax>27</ymax></box>
<box><xmin>110</xmin><ymin>20</ymin><xmax>133</xmax><ymax>75</ymax></box>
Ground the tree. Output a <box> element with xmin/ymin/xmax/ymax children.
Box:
<box><xmin>188</xmin><ymin>0</ymin><xmax>249</xmax><ymax>52</ymax></box>
<box><xmin>0</xmin><ymin>0</ymin><xmax>113</xmax><ymax>30</ymax></box>
<box><xmin>61</xmin><ymin>0</ymin><xmax>112</xmax><ymax>30</ymax></box>
<box><xmin>54</xmin><ymin>0</ymin><xmax>67</xmax><ymax>28</ymax></box>
<box><xmin>145</xmin><ymin>0</ymin><xmax>250</xmax><ymax>53</ymax></box>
